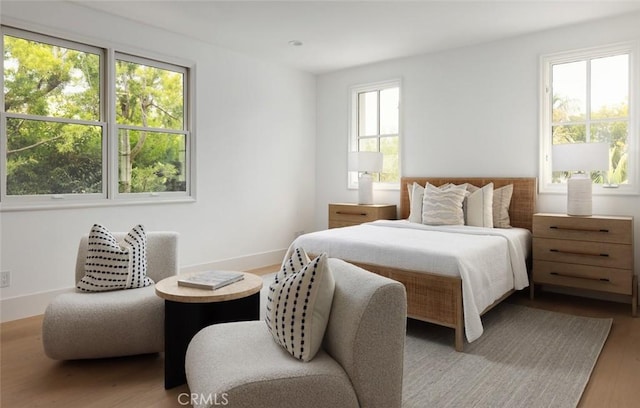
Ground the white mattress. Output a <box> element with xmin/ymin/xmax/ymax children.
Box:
<box><xmin>291</xmin><ymin>219</ymin><xmax>531</xmax><ymax>343</ymax></box>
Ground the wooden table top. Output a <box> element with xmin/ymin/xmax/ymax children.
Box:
<box><xmin>155</xmin><ymin>271</ymin><xmax>263</xmax><ymax>303</ymax></box>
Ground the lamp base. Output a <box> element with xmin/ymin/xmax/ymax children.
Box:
<box><xmin>567</xmin><ymin>174</ymin><xmax>592</xmax><ymax>216</ymax></box>
<box><xmin>358</xmin><ymin>173</ymin><xmax>374</xmax><ymax>205</ymax></box>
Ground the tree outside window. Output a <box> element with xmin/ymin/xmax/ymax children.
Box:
<box><xmin>350</xmin><ymin>80</ymin><xmax>400</xmax><ymax>187</ymax></box>
<box><xmin>1</xmin><ymin>27</ymin><xmax>192</xmax><ymax>206</ymax></box>
<box><xmin>115</xmin><ymin>57</ymin><xmax>187</xmax><ymax>194</ymax></box>
<box><xmin>3</xmin><ymin>33</ymin><xmax>103</xmax><ymax>196</ymax></box>
<box><xmin>541</xmin><ymin>42</ymin><xmax>636</xmax><ymax>193</ymax></box>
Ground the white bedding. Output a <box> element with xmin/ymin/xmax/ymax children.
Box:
<box><xmin>291</xmin><ymin>219</ymin><xmax>531</xmax><ymax>343</ymax></box>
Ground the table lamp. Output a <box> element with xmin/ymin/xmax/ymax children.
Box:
<box><xmin>348</xmin><ymin>151</ymin><xmax>383</xmax><ymax>205</ymax></box>
<box><xmin>552</xmin><ymin>142</ymin><xmax>609</xmax><ymax>216</ymax></box>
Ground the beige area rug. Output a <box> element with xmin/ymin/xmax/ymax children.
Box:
<box><xmin>403</xmin><ymin>302</ymin><xmax>612</xmax><ymax>408</ymax></box>
<box><xmin>259</xmin><ymin>275</ymin><xmax>611</xmax><ymax>408</ymax></box>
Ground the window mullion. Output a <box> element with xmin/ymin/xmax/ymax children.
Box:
<box><xmin>376</xmin><ymin>90</ymin><xmax>381</xmax><ymax>145</ymax></box>
<box><xmin>586</xmin><ymin>58</ymin><xmax>592</xmax><ymax>142</ymax></box>
<box><xmin>3</xmin><ymin>112</ymin><xmax>104</xmax><ymax>127</ymax></box>
<box><xmin>117</xmin><ymin>124</ymin><xmax>188</xmax><ymax>136</ymax></box>
<box><xmin>106</xmin><ymin>48</ymin><xmax>117</xmax><ymax>200</ymax></box>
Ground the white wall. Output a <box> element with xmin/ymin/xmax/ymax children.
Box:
<box><xmin>0</xmin><ymin>2</ymin><xmax>317</xmax><ymax>321</ymax></box>
<box><xmin>316</xmin><ymin>12</ymin><xmax>640</xmax><ymax>299</ymax></box>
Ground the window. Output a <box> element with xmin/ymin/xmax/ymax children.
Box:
<box><xmin>540</xmin><ymin>42</ymin><xmax>638</xmax><ymax>194</ymax></box>
<box><xmin>115</xmin><ymin>54</ymin><xmax>188</xmax><ymax>195</ymax></box>
<box><xmin>1</xmin><ymin>26</ymin><xmax>193</xmax><ymax>208</ymax></box>
<box><xmin>349</xmin><ymin>80</ymin><xmax>400</xmax><ymax>188</ymax></box>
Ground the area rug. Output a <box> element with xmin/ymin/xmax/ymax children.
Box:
<box><xmin>403</xmin><ymin>302</ymin><xmax>612</xmax><ymax>408</ymax></box>
<box><xmin>259</xmin><ymin>274</ymin><xmax>611</xmax><ymax>408</ymax></box>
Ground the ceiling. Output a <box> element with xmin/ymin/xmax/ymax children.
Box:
<box><xmin>74</xmin><ymin>1</ymin><xmax>640</xmax><ymax>74</ymax></box>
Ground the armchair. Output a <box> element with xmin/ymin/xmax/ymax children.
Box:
<box><xmin>185</xmin><ymin>258</ymin><xmax>407</xmax><ymax>408</ymax></box>
<box><xmin>42</xmin><ymin>231</ymin><xmax>179</xmax><ymax>360</ymax></box>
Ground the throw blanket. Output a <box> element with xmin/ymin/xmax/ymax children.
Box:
<box><xmin>292</xmin><ymin>220</ymin><xmax>530</xmax><ymax>343</ymax></box>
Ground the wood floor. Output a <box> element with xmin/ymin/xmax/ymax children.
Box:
<box><xmin>1</xmin><ymin>266</ymin><xmax>638</xmax><ymax>407</ymax></box>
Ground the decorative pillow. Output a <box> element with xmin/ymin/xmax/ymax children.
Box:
<box><xmin>77</xmin><ymin>224</ymin><xmax>153</xmax><ymax>292</ymax></box>
<box><xmin>407</xmin><ymin>182</ymin><xmax>425</xmax><ymax>223</ymax></box>
<box><xmin>465</xmin><ymin>183</ymin><xmax>494</xmax><ymax>228</ymax></box>
<box><xmin>281</xmin><ymin>246</ymin><xmax>311</xmax><ymax>278</ymax></box>
<box><xmin>409</xmin><ymin>183</ymin><xmax>459</xmax><ymax>223</ymax></box>
<box><xmin>422</xmin><ymin>183</ymin><xmax>468</xmax><ymax>225</ymax></box>
<box><xmin>265</xmin><ymin>247</ymin><xmax>308</xmax><ymax>340</ymax></box>
<box><xmin>493</xmin><ymin>184</ymin><xmax>514</xmax><ymax>228</ymax></box>
<box><xmin>265</xmin><ymin>248</ymin><xmax>335</xmax><ymax>362</ymax></box>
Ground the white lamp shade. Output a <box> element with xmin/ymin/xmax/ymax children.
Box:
<box><xmin>348</xmin><ymin>151</ymin><xmax>383</xmax><ymax>173</ymax></box>
<box><xmin>552</xmin><ymin>142</ymin><xmax>609</xmax><ymax>172</ymax></box>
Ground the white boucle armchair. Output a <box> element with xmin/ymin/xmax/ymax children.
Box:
<box><xmin>185</xmin><ymin>258</ymin><xmax>407</xmax><ymax>408</ymax></box>
<box><xmin>42</xmin><ymin>231</ymin><xmax>178</xmax><ymax>360</ymax></box>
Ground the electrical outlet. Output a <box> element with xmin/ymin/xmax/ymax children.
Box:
<box><xmin>0</xmin><ymin>271</ymin><xmax>10</xmax><ymax>288</ymax></box>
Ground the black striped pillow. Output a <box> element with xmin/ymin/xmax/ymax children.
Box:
<box><xmin>266</xmin><ymin>247</ymin><xmax>335</xmax><ymax>362</ymax></box>
<box><xmin>77</xmin><ymin>224</ymin><xmax>153</xmax><ymax>292</ymax></box>
<box><xmin>265</xmin><ymin>247</ymin><xmax>310</xmax><ymax>334</ymax></box>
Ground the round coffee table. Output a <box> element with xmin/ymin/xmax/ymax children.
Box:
<box><xmin>156</xmin><ymin>271</ymin><xmax>263</xmax><ymax>389</ymax></box>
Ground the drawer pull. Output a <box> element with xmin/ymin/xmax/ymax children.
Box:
<box><xmin>335</xmin><ymin>211</ymin><xmax>368</xmax><ymax>216</ymax></box>
<box><xmin>549</xmin><ymin>225</ymin><xmax>609</xmax><ymax>233</ymax></box>
<box><xmin>550</xmin><ymin>272</ymin><xmax>610</xmax><ymax>282</ymax></box>
<box><xmin>549</xmin><ymin>249</ymin><xmax>609</xmax><ymax>257</ymax></box>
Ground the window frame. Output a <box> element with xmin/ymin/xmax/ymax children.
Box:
<box><xmin>348</xmin><ymin>79</ymin><xmax>401</xmax><ymax>190</ymax></box>
<box><xmin>111</xmin><ymin>52</ymin><xmax>191</xmax><ymax>200</ymax></box>
<box><xmin>539</xmin><ymin>41</ymin><xmax>639</xmax><ymax>195</ymax></box>
<box><xmin>1</xmin><ymin>25</ymin><xmax>196</xmax><ymax>211</ymax></box>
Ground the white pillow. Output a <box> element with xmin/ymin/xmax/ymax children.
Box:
<box><xmin>465</xmin><ymin>183</ymin><xmax>494</xmax><ymax>228</ymax></box>
<box><xmin>422</xmin><ymin>183</ymin><xmax>468</xmax><ymax>225</ymax></box>
<box><xmin>408</xmin><ymin>182</ymin><xmax>459</xmax><ymax>223</ymax></box>
<box><xmin>266</xmin><ymin>247</ymin><xmax>335</xmax><ymax>362</ymax></box>
<box><xmin>493</xmin><ymin>184</ymin><xmax>514</xmax><ymax>228</ymax></box>
<box><xmin>265</xmin><ymin>246</ymin><xmax>309</xmax><ymax>336</ymax></box>
<box><xmin>77</xmin><ymin>224</ymin><xmax>153</xmax><ymax>292</ymax></box>
<box><xmin>277</xmin><ymin>246</ymin><xmax>310</xmax><ymax>282</ymax></box>
<box><xmin>407</xmin><ymin>182</ymin><xmax>425</xmax><ymax>223</ymax></box>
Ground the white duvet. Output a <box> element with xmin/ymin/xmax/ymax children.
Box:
<box><xmin>291</xmin><ymin>219</ymin><xmax>530</xmax><ymax>343</ymax></box>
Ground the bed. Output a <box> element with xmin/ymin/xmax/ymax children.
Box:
<box><xmin>292</xmin><ymin>177</ymin><xmax>537</xmax><ymax>351</ymax></box>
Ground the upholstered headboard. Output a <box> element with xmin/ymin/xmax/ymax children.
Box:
<box><xmin>400</xmin><ymin>177</ymin><xmax>537</xmax><ymax>231</ymax></box>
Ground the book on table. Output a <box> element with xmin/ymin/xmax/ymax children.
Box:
<box><xmin>177</xmin><ymin>270</ymin><xmax>245</xmax><ymax>290</ymax></box>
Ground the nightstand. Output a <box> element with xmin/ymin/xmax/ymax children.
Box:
<box><xmin>328</xmin><ymin>203</ymin><xmax>397</xmax><ymax>229</ymax></box>
<box><xmin>531</xmin><ymin>213</ymin><xmax>636</xmax><ymax>316</ymax></box>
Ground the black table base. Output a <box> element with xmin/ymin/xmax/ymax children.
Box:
<box><xmin>163</xmin><ymin>292</ymin><xmax>260</xmax><ymax>389</ymax></box>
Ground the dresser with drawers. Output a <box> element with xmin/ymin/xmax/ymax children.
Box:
<box><xmin>328</xmin><ymin>203</ymin><xmax>397</xmax><ymax>229</ymax></box>
<box><xmin>531</xmin><ymin>213</ymin><xmax>636</xmax><ymax>316</ymax></box>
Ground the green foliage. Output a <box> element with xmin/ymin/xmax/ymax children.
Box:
<box><xmin>115</xmin><ymin>60</ymin><xmax>183</xmax><ymax>129</ymax></box>
<box><xmin>552</xmin><ymin>95</ymin><xmax>629</xmax><ymax>185</ymax></box>
<box><xmin>3</xmin><ymin>32</ymin><xmax>187</xmax><ymax>196</ymax></box>
<box><xmin>118</xmin><ymin>129</ymin><xmax>185</xmax><ymax>193</ymax></box>
<box><xmin>5</xmin><ymin>119</ymin><xmax>102</xmax><ymax>195</ymax></box>
<box><xmin>380</xmin><ymin>136</ymin><xmax>399</xmax><ymax>183</ymax></box>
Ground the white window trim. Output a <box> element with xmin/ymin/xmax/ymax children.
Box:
<box><xmin>111</xmin><ymin>51</ymin><xmax>192</xmax><ymax>201</ymax></box>
<box><xmin>538</xmin><ymin>40</ymin><xmax>640</xmax><ymax>196</ymax></box>
<box><xmin>0</xmin><ymin>24</ymin><xmax>197</xmax><ymax>211</ymax></box>
<box><xmin>348</xmin><ymin>78</ymin><xmax>402</xmax><ymax>191</ymax></box>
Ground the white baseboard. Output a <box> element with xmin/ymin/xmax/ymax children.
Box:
<box><xmin>181</xmin><ymin>248</ymin><xmax>286</xmax><ymax>274</ymax></box>
<box><xmin>1</xmin><ymin>287</ymin><xmax>74</xmax><ymax>323</ymax></box>
<box><xmin>0</xmin><ymin>248</ymin><xmax>287</xmax><ymax>323</ymax></box>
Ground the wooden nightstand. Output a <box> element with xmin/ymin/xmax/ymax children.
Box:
<box><xmin>531</xmin><ymin>213</ymin><xmax>636</xmax><ymax>316</ymax></box>
<box><xmin>328</xmin><ymin>203</ymin><xmax>397</xmax><ymax>229</ymax></box>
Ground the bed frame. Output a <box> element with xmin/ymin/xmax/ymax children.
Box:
<box><xmin>342</xmin><ymin>177</ymin><xmax>537</xmax><ymax>351</ymax></box>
